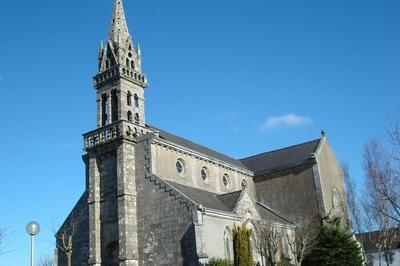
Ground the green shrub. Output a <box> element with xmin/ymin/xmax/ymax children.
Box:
<box><xmin>233</xmin><ymin>224</ymin><xmax>253</xmax><ymax>266</ymax></box>
<box><xmin>277</xmin><ymin>260</ymin><xmax>292</xmax><ymax>266</ymax></box>
<box><xmin>302</xmin><ymin>215</ymin><xmax>363</xmax><ymax>266</ymax></box>
<box><xmin>208</xmin><ymin>257</ymin><xmax>233</xmax><ymax>266</ymax></box>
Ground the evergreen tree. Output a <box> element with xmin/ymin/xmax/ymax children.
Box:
<box><xmin>303</xmin><ymin>215</ymin><xmax>363</xmax><ymax>266</ymax></box>
<box><xmin>233</xmin><ymin>224</ymin><xmax>254</xmax><ymax>266</ymax></box>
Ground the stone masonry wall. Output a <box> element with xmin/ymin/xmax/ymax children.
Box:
<box><xmin>98</xmin><ymin>152</ymin><xmax>119</xmax><ymax>263</ymax></box>
<box><xmin>254</xmin><ymin>166</ymin><xmax>320</xmax><ymax>222</ymax></box>
<box><xmin>316</xmin><ymin>140</ymin><xmax>348</xmax><ymax>219</ymax></box>
<box><xmin>152</xmin><ymin>143</ymin><xmax>255</xmax><ymax>198</ymax></box>
<box><xmin>56</xmin><ymin>192</ymin><xmax>89</xmax><ymax>266</ymax></box>
<box><xmin>117</xmin><ymin>141</ymin><xmax>139</xmax><ymax>265</ymax></box>
<box><xmin>135</xmin><ymin>136</ymin><xmax>198</xmax><ymax>265</ymax></box>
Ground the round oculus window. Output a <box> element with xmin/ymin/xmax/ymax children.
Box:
<box><xmin>176</xmin><ymin>159</ymin><xmax>185</xmax><ymax>175</ymax></box>
<box><xmin>201</xmin><ymin>167</ymin><xmax>209</xmax><ymax>182</ymax></box>
<box><xmin>223</xmin><ymin>174</ymin><xmax>231</xmax><ymax>188</ymax></box>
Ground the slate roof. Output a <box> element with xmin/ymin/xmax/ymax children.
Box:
<box><xmin>148</xmin><ymin>125</ymin><xmax>250</xmax><ymax>171</ymax></box>
<box><xmin>255</xmin><ymin>202</ymin><xmax>293</xmax><ymax>225</ymax></box>
<box><xmin>166</xmin><ymin>180</ymin><xmax>293</xmax><ymax>224</ymax></box>
<box><xmin>240</xmin><ymin>139</ymin><xmax>321</xmax><ymax>175</ymax></box>
<box><xmin>217</xmin><ymin>191</ymin><xmax>243</xmax><ymax>211</ymax></box>
<box><xmin>148</xmin><ymin>125</ymin><xmax>322</xmax><ymax>176</ymax></box>
<box><xmin>356</xmin><ymin>229</ymin><xmax>400</xmax><ymax>253</ymax></box>
<box><xmin>166</xmin><ymin>180</ymin><xmax>239</xmax><ymax>212</ymax></box>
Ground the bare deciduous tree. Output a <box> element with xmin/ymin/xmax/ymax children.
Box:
<box><xmin>363</xmin><ymin>139</ymin><xmax>399</xmax><ymax>222</ymax></box>
<box><xmin>256</xmin><ymin>222</ymin><xmax>282</xmax><ymax>266</ymax></box>
<box><xmin>343</xmin><ymin>163</ymin><xmax>368</xmax><ymax>262</ymax></box>
<box><xmin>0</xmin><ymin>226</ymin><xmax>11</xmax><ymax>256</ymax></box>
<box><xmin>37</xmin><ymin>254</ymin><xmax>54</xmax><ymax>266</ymax></box>
<box><xmin>284</xmin><ymin>216</ymin><xmax>319</xmax><ymax>266</ymax></box>
<box><xmin>343</xmin><ymin>163</ymin><xmax>363</xmax><ymax>232</ymax></box>
<box><xmin>0</xmin><ymin>227</ymin><xmax>5</xmax><ymax>255</ymax></box>
<box><xmin>364</xmin><ymin>205</ymin><xmax>398</xmax><ymax>266</ymax></box>
<box><xmin>52</xmin><ymin>215</ymin><xmax>80</xmax><ymax>266</ymax></box>
<box><xmin>363</xmin><ymin>139</ymin><xmax>399</xmax><ymax>265</ymax></box>
<box><xmin>363</xmin><ymin>130</ymin><xmax>400</xmax><ymax>224</ymax></box>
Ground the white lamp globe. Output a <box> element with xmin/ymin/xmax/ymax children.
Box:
<box><xmin>26</xmin><ymin>221</ymin><xmax>40</xmax><ymax>236</ymax></box>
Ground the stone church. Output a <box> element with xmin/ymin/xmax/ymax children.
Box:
<box><xmin>56</xmin><ymin>1</ymin><xmax>348</xmax><ymax>265</ymax></box>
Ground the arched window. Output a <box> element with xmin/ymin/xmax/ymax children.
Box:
<box><xmin>134</xmin><ymin>113</ymin><xmax>139</xmax><ymax>124</ymax></box>
<box><xmin>101</xmin><ymin>94</ymin><xmax>109</xmax><ymax>126</ymax></box>
<box><xmin>127</xmin><ymin>91</ymin><xmax>132</xmax><ymax>106</ymax></box>
<box><xmin>250</xmin><ymin>232</ymin><xmax>259</xmax><ymax>264</ymax></box>
<box><xmin>244</xmin><ymin>219</ymin><xmax>262</xmax><ymax>265</ymax></box>
<box><xmin>111</xmin><ymin>90</ymin><xmax>118</xmax><ymax>122</ymax></box>
<box><xmin>332</xmin><ymin>188</ymin><xmax>344</xmax><ymax>216</ymax></box>
<box><xmin>223</xmin><ymin>226</ymin><xmax>233</xmax><ymax>261</ymax></box>
<box><xmin>127</xmin><ymin>111</ymin><xmax>132</xmax><ymax>122</ymax></box>
<box><xmin>134</xmin><ymin>94</ymin><xmax>139</xmax><ymax>108</ymax></box>
<box><xmin>131</xmin><ymin>60</ymin><xmax>135</xmax><ymax>69</ymax></box>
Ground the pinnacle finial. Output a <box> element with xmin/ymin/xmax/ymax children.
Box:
<box><xmin>321</xmin><ymin>129</ymin><xmax>327</xmax><ymax>138</ymax></box>
<box><xmin>109</xmin><ymin>0</ymin><xmax>130</xmax><ymax>43</ymax></box>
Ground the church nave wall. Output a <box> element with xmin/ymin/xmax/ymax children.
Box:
<box><xmin>151</xmin><ymin>142</ymin><xmax>254</xmax><ymax>196</ymax></box>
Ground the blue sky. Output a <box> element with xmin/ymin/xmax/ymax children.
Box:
<box><xmin>0</xmin><ymin>0</ymin><xmax>399</xmax><ymax>264</ymax></box>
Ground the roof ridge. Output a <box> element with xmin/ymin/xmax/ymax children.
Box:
<box><xmin>152</xmin><ymin>125</ymin><xmax>213</xmax><ymax>152</ymax></box>
<box><xmin>147</xmin><ymin>124</ymin><xmax>250</xmax><ymax>170</ymax></box>
<box><xmin>166</xmin><ymin>180</ymin><xmax>219</xmax><ymax>196</ymax></box>
<box><xmin>256</xmin><ymin>201</ymin><xmax>294</xmax><ymax>224</ymax></box>
<box><xmin>168</xmin><ymin>180</ymin><xmax>241</xmax><ymax>198</ymax></box>
<box><xmin>240</xmin><ymin>138</ymin><xmax>321</xmax><ymax>161</ymax></box>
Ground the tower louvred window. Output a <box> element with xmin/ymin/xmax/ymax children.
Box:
<box><xmin>134</xmin><ymin>113</ymin><xmax>139</xmax><ymax>124</ymax></box>
<box><xmin>134</xmin><ymin>94</ymin><xmax>139</xmax><ymax>108</ymax></box>
<box><xmin>127</xmin><ymin>91</ymin><xmax>132</xmax><ymax>106</ymax></box>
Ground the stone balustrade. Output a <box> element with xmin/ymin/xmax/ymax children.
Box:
<box><xmin>83</xmin><ymin>120</ymin><xmax>150</xmax><ymax>150</ymax></box>
<box><xmin>93</xmin><ymin>65</ymin><xmax>148</xmax><ymax>88</ymax></box>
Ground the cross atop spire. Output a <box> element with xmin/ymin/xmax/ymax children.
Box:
<box><xmin>109</xmin><ymin>0</ymin><xmax>130</xmax><ymax>44</ymax></box>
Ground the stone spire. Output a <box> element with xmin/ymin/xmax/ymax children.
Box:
<box><xmin>96</xmin><ymin>0</ymin><xmax>143</xmax><ymax>73</ymax></box>
<box><xmin>108</xmin><ymin>0</ymin><xmax>130</xmax><ymax>44</ymax></box>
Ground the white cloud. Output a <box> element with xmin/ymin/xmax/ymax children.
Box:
<box><xmin>260</xmin><ymin>113</ymin><xmax>313</xmax><ymax>130</ymax></box>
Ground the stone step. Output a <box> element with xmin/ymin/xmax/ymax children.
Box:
<box><xmin>146</xmin><ymin>175</ymin><xmax>194</xmax><ymax>215</ymax></box>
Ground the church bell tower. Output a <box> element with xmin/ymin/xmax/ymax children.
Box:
<box><xmin>94</xmin><ymin>0</ymin><xmax>147</xmax><ymax>128</ymax></box>
<box><xmin>83</xmin><ymin>1</ymin><xmax>149</xmax><ymax>265</ymax></box>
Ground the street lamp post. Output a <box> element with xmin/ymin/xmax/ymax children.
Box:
<box><xmin>26</xmin><ymin>221</ymin><xmax>40</xmax><ymax>266</ymax></box>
